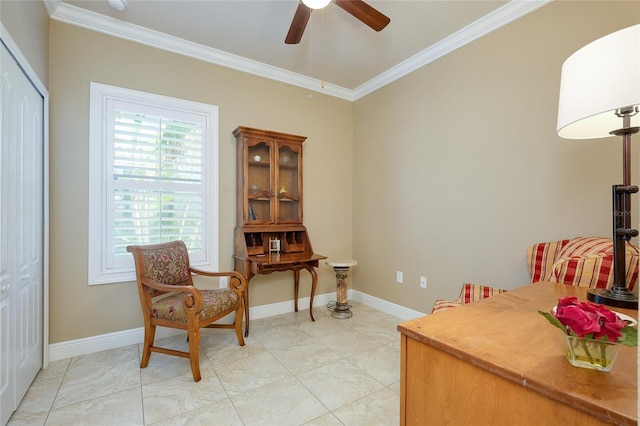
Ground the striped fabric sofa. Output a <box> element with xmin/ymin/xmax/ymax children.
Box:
<box><xmin>431</xmin><ymin>236</ymin><xmax>639</xmax><ymax>314</ymax></box>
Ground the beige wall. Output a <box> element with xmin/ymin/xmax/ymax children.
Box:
<box><xmin>19</xmin><ymin>0</ymin><xmax>640</xmax><ymax>344</ymax></box>
<box><xmin>48</xmin><ymin>21</ymin><xmax>354</xmax><ymax>343</ymax></box>
<box><xmin>0</xmin><ymin>0</ymin><xmax>49</xmax><ymax>86</ymax></box>
<box><xmin>352</xmin><ymin>1</ymin><xmax>640</xmax><ymax>313</ymax></box>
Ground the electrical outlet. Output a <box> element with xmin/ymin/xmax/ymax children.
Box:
<box><xmin>220</xmin><ymin>277</ymin><xmax>228</xmax><ymax>289</ymax></box>
<box><xmin>396</xmin><ymin>271</ymin><xmax>403</xmax><ymax>284</ymax></box>
<box><xmin>420</xmin><ymin>276</ymin><xmax>427</xmax><ymax>289</ymax></box>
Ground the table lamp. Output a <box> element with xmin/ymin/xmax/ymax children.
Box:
<box><xmin>557</xmin><ymin>24</ymin><xmax>640</xmax><ymax>309</ymax></box>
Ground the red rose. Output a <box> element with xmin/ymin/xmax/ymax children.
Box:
<box><xmin>593</xmin><ymin>304</ymin><xmax>625</xmax><ymax>342</ymax></box>
<box><xmin>556</xmin><ymin>296</ymin><xmax>580</xmax><ymax>309</ymax></box>
<box><xmin>540</xmin><ymin>297</ymin><xmax>637</xmax><ymax>349</ymax></box>
<box><xmin>555</xmin><ymin>304</ymin><xmax>601</xmax><ymax>337</ymax></box>
<box><xmin>553</xmin><ymin>296</ymin><xmax>626</xmax><ymax>342</ymax></box>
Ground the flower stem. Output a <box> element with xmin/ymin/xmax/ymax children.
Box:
<box><xmin>579</xmin><ymin>338</ymin><xmax>594</xmax><ymax>364</ymax></box>
<box><xmin>599</xmin><ymin>342</ymin><xmax>607</xmax><ymax>368</ymax></box>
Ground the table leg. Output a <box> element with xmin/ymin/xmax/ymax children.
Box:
<box><xmin>308</xmin><ymin>266</ymin><xmax>317</xmax><ymax>322</ymax></box>
<box><xmin>294</xmin><ymin>269</ymin><xmax>300</xmax><ymax>312</ymax></box>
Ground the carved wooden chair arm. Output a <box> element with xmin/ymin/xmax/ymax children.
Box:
<box><xmin>140</xmin><ymin>276</ymin><xmax>204</xmax><ymax>314</ymax></box>
<box><xmin>188</xmin><ymin>267</ymin><xmax>247</xmax><ymax>295</ymax></box>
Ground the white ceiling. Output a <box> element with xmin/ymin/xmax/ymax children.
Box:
<box><xmin>45</xmin><ymin>0</ymin><xmax>549</xmax><ymax>100</ymax></box>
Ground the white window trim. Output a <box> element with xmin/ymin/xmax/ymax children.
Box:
<box><xmin>88</xmin><ymin>82</ymin><xmax>219</xmax><ymax>285</ymax></box>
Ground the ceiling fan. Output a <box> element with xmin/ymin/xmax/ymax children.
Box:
<box><xmin>285</xmin><ymin>0</ymin><xmax>390</xmax><ymax>44</ymax></box>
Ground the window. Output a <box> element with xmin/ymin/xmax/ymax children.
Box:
<box><xmin>88</xmin><ymin>83</ymin><xmax>219</xmax><ymax>284</ymax></box>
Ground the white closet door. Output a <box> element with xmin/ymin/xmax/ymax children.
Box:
<box><xmin>0</xmin><ymin>42</ymin><xmax>44</xmax><ymax>426</ymax></box>
<box><xmin>14</xmin><ymin>45</ymin><xmax>43</xmax><ymax>405</ymax></box>
<box><xmin>0</xmin><ymin>42</ymin><xmax>16</xmax><ymax>426</ymax></box>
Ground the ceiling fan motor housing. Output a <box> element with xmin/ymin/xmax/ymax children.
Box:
<box><xmin>285</xmin><ymin>0</ymin><xmax>390</xmax><ymax>44</ymax></box>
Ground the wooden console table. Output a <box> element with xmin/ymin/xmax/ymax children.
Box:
<box><xmin>397</xmin><ymin>282</ymin><xmax>637</xmax><ymax>425</ymax></box>
<box><xmin>234</xmin><ymin>250</ymin><xmax>326</xmax><ymax>336</ymax></box>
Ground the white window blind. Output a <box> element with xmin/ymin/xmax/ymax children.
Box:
<box><xmin>89</xmin><ymin>83</ymin><xmax>219</xmax><ymax>284</ymax></box>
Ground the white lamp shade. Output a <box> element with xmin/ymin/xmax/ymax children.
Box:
<box><xmin>302</xmin><ymin>0</ymin><xmax>331</xmax><ymax>9</ymax></box>
<box><xmin>557</xmin><ymin>24</ymin><xmax>640</xmax><ymax>139</ymax></box>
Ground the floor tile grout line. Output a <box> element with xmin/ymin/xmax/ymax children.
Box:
<box><xmin>259</xmin><ymin>318</ymin><xmax>393</xmax><ymax>418</ymax></box>
<box><xmin>12</xmin><ymin>303</ymin><xmax>400</xmax><ymax>426</ymax></box>
<box><xmin>137</xmin><ymin>343</ymin><xmax>148</xmax><ymax>426</ymax></box>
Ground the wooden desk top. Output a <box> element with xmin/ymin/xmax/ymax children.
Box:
<box><xmin>397</xmin><ymin>282</ymin><xmax>638</xmax><ymax>425</ymax></box>
<box><xmin>244</xmin><ymin>252</ymin><xmax>326</xmax><ymax>265</ymax></box>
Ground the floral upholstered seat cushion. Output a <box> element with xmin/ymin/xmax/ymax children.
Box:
<box><xmin>152</xmin><ymin>290</ymin><xmax>240</xmax><ymax>322</ymax></box>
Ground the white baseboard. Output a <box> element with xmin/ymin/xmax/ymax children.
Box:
<box><xmin>48</xmin><ymin>290</ymin><xmax>425</xmax><ymax>362</ymax></box>
<box><xmin>48</xmin><ymin>326</ymin><xmax>183</xmax><ymax>362</ymax></box>
<box><xmin>350</xmin><ymin>290</ymin><xmax>426</xmax><ymax>321</ymax></box>
<box><xmin>248</xmin><ymin>290</ymin><xmax>337</xmax><ymax>320</ymax></box>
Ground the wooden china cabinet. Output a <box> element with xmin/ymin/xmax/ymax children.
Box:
<box><xmin>233</xmin><ymin>126</ymin><xmax>326</xmax><ymax>335</ymax></box>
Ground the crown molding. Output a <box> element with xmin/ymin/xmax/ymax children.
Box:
<box><xmin>47</xmin><ymin>0</ymin><xmax>549</xmax><ymax>102</ymax></box>
<box><xmin>41</xmin><ymin>0</ymin><xmax>61</xmax><ymax>16</ymax></box>
<box><xmin>49</xmin><ymin>2</ymin><xmax>354</xmax><ymax>101</ymax></box>
<box><xmin>353</xmin><ymin>0</ymin><xmax>551</xmax><ymax>99</ymax></box>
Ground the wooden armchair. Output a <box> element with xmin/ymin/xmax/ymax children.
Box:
<box><xmin>127</xmin><ymin>240</ymin><xmax>246</xmax><ymax>382</ymax></box>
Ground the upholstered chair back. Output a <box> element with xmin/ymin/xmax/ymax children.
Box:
<box><xmin>138</xmin><ymin>241</ymin><xmax>194</xmax><ymax>296</ymax></box>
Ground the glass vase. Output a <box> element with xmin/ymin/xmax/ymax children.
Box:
<box><xmin>561</xmin><ymin>335</ymin><xmax>621</xmax><ymax>372</ymax></box>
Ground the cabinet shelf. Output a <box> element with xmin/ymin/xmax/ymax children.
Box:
<box><xmin>247</xmin><ymin>193</ymin><xmax>299</xmax><ymax>202</ymax></box>
<box><xmin>248</xmin><ymin>194</ymin><xmax>272</xmax><ymax>200</ymax></box>
<box><xmin>278</xmin><ymin>195</ymin><xmax>299</xmax><ymax>202</ymax></box>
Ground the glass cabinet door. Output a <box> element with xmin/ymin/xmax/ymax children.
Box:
<box><xmin>277</xmin><ymin>144</ymin><xmax>302</xmax><ymax>223</ymax></box>
<box><xmin>247</xmin><ymin>140</ymin><xmax>272</xmax><ymax>224</ymax></box>
<box><xmin>234</xmin><ymin>127</ymin><xmax>307</xmax><ymax>228</ymax></box>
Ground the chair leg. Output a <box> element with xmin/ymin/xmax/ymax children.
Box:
<box><xmin>141</xmin><ymin>324</ymin><xmax>156</xmax><ymax>368</ymax></box>
<box><xmin>234</xmin><ymin>304</ymin><xmax>245</xmax><ymax>347</ymax></box>
<box><xmin>188</xmin><ymin>328</ymin><xmax>202</xmax><ymax>382</ymax></box>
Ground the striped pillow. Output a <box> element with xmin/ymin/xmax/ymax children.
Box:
<box><xmin>549</xmin><ymin>237</ymin><xmax>638</xmax><ymax>290</ymax></box>
<box><xmin>526</xmin><ymin>239</ymin><xmax>570</xmax><ymax>283</ymax></box>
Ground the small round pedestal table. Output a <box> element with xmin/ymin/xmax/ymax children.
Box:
<box><xmin>326</xmin><ymin>259</ymin><xmax>357</xmax><ymax>319</ymax></box>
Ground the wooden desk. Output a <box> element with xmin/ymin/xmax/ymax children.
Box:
<box><xmin>234</xmin><ymin>251</ymin><xmax>326</xmax><ymax>336</ymax></box>
<box><xmin>397</xmin><ymin>282</ymin><xmax>638</xmax><ymax>425</ymax></box>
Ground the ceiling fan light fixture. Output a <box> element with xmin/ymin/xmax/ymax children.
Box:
<box><xmin>302</xmin><ymin>0</ymin><xmax>331</xmax><ymax>10</ymax></box>
<box><xmin>107</xmin><ymin>0</ymin><xmax>127</xmax><ymax>11</ymax></box>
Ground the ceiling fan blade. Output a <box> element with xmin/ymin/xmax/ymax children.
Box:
<box><xmin>334</xmin><ymin>0</ymin><xmax>390</xmax><ymax>32</ymax></box>
<box><xmin>285</xmin><ymin>2</ymin><xmax>312</xmax><ymax>44</ymax></box>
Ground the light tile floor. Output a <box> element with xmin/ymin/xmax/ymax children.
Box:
<box><xmin>9</xmin><ymin>302</ymin><xmax>402</xmax><ymax>426</ymax></box>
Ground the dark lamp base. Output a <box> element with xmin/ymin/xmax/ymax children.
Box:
<box><xmin>587</xmin><ymin>288</ymin><xmax>638</xmax><ymax>310</ymax></box>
